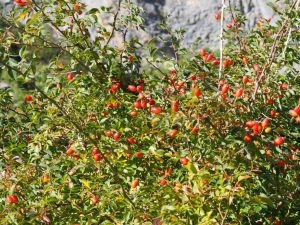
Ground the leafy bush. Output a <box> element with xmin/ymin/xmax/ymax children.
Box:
<box><xmin>0</xmin><ymin>0</ymin><xmax>299</xmax><ymax>224</ymax></box>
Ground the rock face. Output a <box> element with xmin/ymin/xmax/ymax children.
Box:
<box><xmin>83</xmin><ymin>0</ymin><xmax>275</xmax><ymax>48</ymax></box>
<box><xmin>0</xmin><ymin>0</ymin><xmax>276</xmax><ymax>48</ymax></box>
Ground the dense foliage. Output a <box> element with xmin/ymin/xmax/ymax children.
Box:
<box><xmin>0</xmin><ymin>0</ymin><xmax>299</xmax><ymax>224</ymax></box>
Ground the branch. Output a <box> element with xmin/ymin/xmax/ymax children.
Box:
<box><xmin>218</xmin><ymin>0</ymin><xmax>225</xmax><ymax>86</ymax></box>
<box><xmin>252</xmin><ymin>0</ymin><xmax>299</xmax><ymax>102</ymax></box>
<box><xmin>105</xmin><ymin>0</ymin><xmax>122</xmax><ymax>47</ymax></box>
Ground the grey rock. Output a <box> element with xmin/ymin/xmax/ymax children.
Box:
<box><xmin>0</xmin><ymin>0</ymin><xmax>277</xmax><ymax>48</ymax></box>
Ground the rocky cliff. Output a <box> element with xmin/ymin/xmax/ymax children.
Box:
<box><xmin>0</xmin><ymin>0</ymin><xmax>276</xmax><ymax>48</ymax></box>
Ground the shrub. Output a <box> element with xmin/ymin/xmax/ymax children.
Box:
<box><xmin>0</xmin><ymin>0</ymin><xmax>299</xmax><ymax>224</ymax></box>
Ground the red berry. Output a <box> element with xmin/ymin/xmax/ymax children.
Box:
<box><xmin>134</xmin><ymin>101</ymin><xmax>142</xmax><ymax>109</ymax></box>
<box><xmin>15</xmin><ymin>0</ymin><xmax>28</xmax><ymax>7</ymax></box>
<box><xmin>280</xmin><ymin>83</ymin><xmax>288</xmax><ymax>91</ymax></box>
<box><xmin>221</xmin><ymin>83</ymin><xmax>230</xmax><ymax>94</ymax></box>
<box><xmin>191</xmin><ymin>127</ymin><xmax>199</xmax><ymax>134</ymax></box>
<box><xmin>25</xmin><ymin>95</ymin><xmax>32</xmax><ymax>102</ymax></box>
<box><xmin>274</xmin><ymin>137</ymin><xmax>284</xmax><ymax>146</ymax></box>
<box><xmin>242</xmin><ymin>57</ymin><xmax>248</xmax><ymax>64</ymax></box>
<box><xmin>215</xmin><ymin>11</ymin><xmax>221</xmax><ymax>20</ymax></box>
<box><xmin>261</xmin><ymin>118</ymin><xmax>269</xmax><ymax>128</ymax></box>
<box><xmin>235</xmin><ymin>88</ymin><xmax>243</xmax><ymax>98</ymax></box>
<box><xmin>128</xmin><ymin>137</ymin><xmax>135</xmax><ymax>144</ymax></box>
<box><xmin>160</xmin><ymin>179</ymin><xmax>167</xmax><ymax>186</ymax></box>
<box><xmin>244</xmin><ymin>135</ymin><xmax>252</xmax><ymax>142</ymax></box>
<box><xmin>212</xmin><ymin>59</ymin><xmax>220</xmax><ymax>65</ymax></box>
<box><xmin>92</xmin><ymin>148</ymin><xmax>99</xmax><ymax>155</ymax></box>
<box><xmin>128</xmin><ymin>85</ymin><xmax>137</xmax><ymax>92</ymax></box>
<box><xmin>205</xmin><ymin>53</ymin><xmax>213</xmax><ymax>62</ymax></box>
<box><xmin>93</xmin><ymin>154</ymin><xmax>101</xmax><ymax>161</ymax></box>
<box><xmin>130</xmin><ymin>111</ymin><xmax>138</xmax><ymax>117</ymax></box>
<box><xmin>131</xmin><ymin>179</ymin><xmax>139</xmax><ymax>188</ymax></box>
<box><xmin>137</xmin><ymin>85</ymin><xmax>143</xmax><ymax>93</ymax></box>
<box><xmin>66</xmin><ymin>148</ymin><xmax>75</xmax><ymax>155</ymax></box>
<box><xmin>168</xmin><ymin>129</ymin><xmax>178</xmax><ymax>137</ymax></box>
<box><xmin>227</xmin><ymin>23</ymin><xmax>233</xmax><ymax>29</ymax></box>
<box><xmin>151</xmin><ymin>106</ymin><xmax>162</xmax><ymax>115</ymax></box>
<box><xmin>289</xmin><ymin>109</ymin><xmax>298</xmax><ymax>117</ymax></box>
<box><xmin>194</xmin><ymin>88</ymin><xmax>201</xmax><ymax>98</ymax></box>
<box><xmin>67</xmin><ymin>72</ymin><xmax>74</xmax><ymax>81</ymax></box>
<box><xmin>105</xmin><ymin>131</ymin><xmax>113</xmax><ymax>137</ymax></box>
<box><xmin>113</xmin><ymin>133</ymin><xmax>122</xmax><ymax>141</ymax></box>
<box><xmin>180</xmin><ymin>157</ymin><xmax>189</xmax><ymax>165</ymax></box>
<box><xmin>170</xmin><ymin>69</ymin><xmax>177</xmax><ymax>75</ymax></box>
<box><xmin>107</xmin><ymin>102</ymin><xmax>114</xmax><ymax>108</ymax></box>
<box><xmin>91</xmin><ymin>196</ymin><xmax>99</xmax><ymax>204</ymax></box>
<box><xmin>136</xmin><ymin>151</ymin><xmax>143</xmax><ymax>158</ymax></box>
<box><xmin>147</xmin><ymin>98</ymin><xmax>155</xmax><ymax>105</ymax></box>
<box><xmin>294</xmin><ymin>106</ymin><xmax>300</xmax><ymax>115</ymax></box>
<box><xmin>6</xmin><ymin>195</ymin><xmax>18</xmax><ymax>204</ymax></box>
<box><xmin>111</xmin><ymin>84</ymin><xmax>120</xmax><ymax>91</ymax></box>
<box><xmin>200</xmin><ymin>49</ymin><xmax>206</xmax><ymax>57</ymax></box>
<box><xmin>242</xmin><ymin>76</ymin><xmax>249</xmax><ymax>84</ymax></box>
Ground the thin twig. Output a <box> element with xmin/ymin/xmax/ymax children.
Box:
<box><xmin>252</xmin><ymin>0</ymin><xmax>299</xmax><ymax>102</ymax></box>
<box><xmin>218</xmin><ymin>0</ymin><xmax>225</xmax><ymax>86</ymax></box>
<box><xmin>105</xmin><ymin>0</ymin><xmax>122</xmax><ymax>47</ymax></box>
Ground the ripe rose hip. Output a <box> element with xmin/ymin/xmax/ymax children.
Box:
<box><xmin>294</xmin><ymin>106</ymin><xmax>300</xmax><ymax>115</ymax></box>
<box><xmin>91</xmin><ymin>196</ymin><xmax>99</xmax><ymax>205</ymax></box>
<box><xmin>131</xmin><ymin>179</ymin><xmax>139</xmax><ymax>188</ymax></box>
<box><xmin>111</xmin><ymin>84</ymin><xmax>120</xmax><ymax>91</ymax></box>
<box><xmin>170</xmin><ymin>69</ymin><xmax>177</xmax><ymax>75</ymax></box>
<box><xmin>194</xmin><ymin>88</ymin><xmax>201</xmax><ymax>98</ymax></box>
<box><xmin>94</xmin><ymin>154</ymin><xmax>101</xmax><ymax>161</ymax></box>
<box><xmin>261</xmin><ymin>118</ymin><xmax>269</xmax><ymax>128</ymax></box>
<box><xmin>160</xmin><ymin>179</ymin><xmax>167</xmax><ymax>186</ymax></box>
<box><xmin>134</xmin><ymin>101</ymin><xmax>142</xmax><ymax>109</ymax></box>
<box><xmin>244</xmin><ymin>135</ymin><xmax>252</xmax><ymax>142</ymax></box>
<box><xmin>67</xmin><ymin>72</ymin><xmax>73</xmax><ymax>81</ymax></box>
<box><xmin>66</xmin><ymin>148</ymin><xmax>75</xmax><ymax>155</ymax></box>
<box><xmin>113</xmin><ymin>132</ymin><xmax>121</xmax><ymax>141</ymax></box>
<box><xmin>7</xmin><ymin>195</ymin><xmax>18</xmax><ymax>204</ymax></box>
<box><xmin>137</xmin><ymin>85</ymin><xmax>143</xmax><ymax>93</ymax></box>
<box><xmin>180</xmin><ymin>157</ymin><xmax>189</xmax><ymax>165</ymax></box>
<box><xmin>191</xmin><ymin>127</ymin><xmax>199</xmax><ymax>134</ymax></box>
<box><xmin>25</xmin><ymin>95</ymin><xmax>32</xmax><ymax>102</ymax></box>
<box><xmin>200</xmin><ymin>49</ymin><xmax>206</xmax><ymax>57</ymax></box>
<box><xmin>92</xmin><ymin>148</ymin><xmax>99</xmax><ymax>155</ymax></box>
<box><xmin>128</xmin><ymin>85</ymin><xmax>137</xmax><ymax>92</ymax></box>
<box><xmin>168</xmin><ymin>129</ymin><xmax>178</xmax><ymax>137</ymax></box>
<box><xmin>242</xmin><ymin>57</ymin><xmax>248</xmax><ymax>64</ymax></box>
<box><xmin>242</xmin><ymin>76</ymin><xmax>249</xmax><ymax>84</ymax></box>
<box><xmin>128</xmin><ymin>137</ymin><xmax>135</xmax><ymax>144</ymax></box>
<box><xmin>130</xmin><ymin>111</ymin><xmax>138</xmax><ymax>117</ymax></box>
<box><xmin>235</xmin><ymin>88</ymin><xmax>243</xmax><ymax>98</ymax></box>
<box><xmin>221</xmin><ymin>83</ymin><xmax>229</xmax><ymax>94</ymax></box>
<box><xmin>136</xmin><ymin>151</ymin><xmax>143</xmax><ymax>158</ymax></box>
<box><xmin>274</xmin><ymin>137</ymin><xmax>284</xmax><ymax>146</ymax></box>
<box><xmin>151</xmin><ymin>106</ymin><xmax>162</xmax><ymax>115</ymax></box>
<box><xmin>15</xmin><ymin>0</ymin><xmax>28</xmax><ymax>7</ymax></box>
<box><xmin>227</xmin><ymin>23</ymin><xmax>233</xmax><ymax>29</ymax></box>
<box><xmin>289</xmin><ymin>109</ymin><xmax>298</xmax><ymax>117</ymax></box>
<box><xmin>215</xmin><ymin>11</ymin><xmax>221</xmax><ymax>20</ymax></box>
<box><xmin>205</xmin><ymin>53</ymin><xmax>213</xmax><ymax>62</ymax></box>
<box><xmin>105</xmin><ymin>131</ymin><xmax>113</xmax><ymax>137</ymax></box>
<box><xmin>212</xmin><ymin>59</ymin><xmax>220</xmax><ymax>65</ymax></box>
<box><xmin>280</xmin><ymin>83</ymin><xmax>288</xmax><ymax>91</ymax></box>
